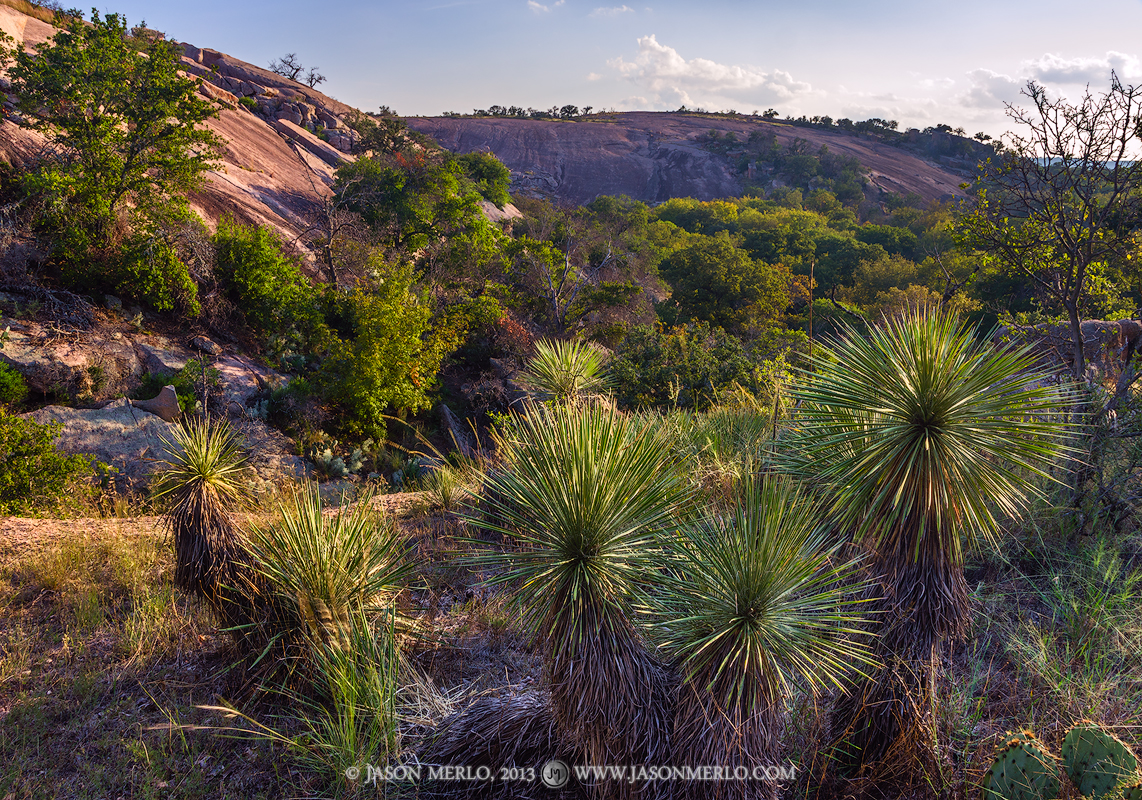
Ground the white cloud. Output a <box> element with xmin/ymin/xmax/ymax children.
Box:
<box><xmin>590</xmin><ymin>5</ymin><xmax>633</xmax><ymax>17</ymax></box>
<box><xmin>587</xmin><ymin>72</ymin><xmax>603</xmax><ymax>81</ymax></box>
<box><xmin>1022</xmin><ymin>51</ymin><xmax>1141</xmax><ymax>84</ymax></box>
<box><xmin>957</xmin><ymin>52</ymin><xmax>1142</xmax><ymax>111</ymax></box>
<box><xmin>607</xmin><ymin>34</ymin><xmax>811</xmax><ymax>109</ymax></box>
<box><xmin>527</xmin><ymin>0</ymin><xmax>564</xmax><ymax>12</ymax></box>
<box><xmin>960</xmin><ymin>68</ymin><xmax>1025</xmax><ymax>109</ymax></box>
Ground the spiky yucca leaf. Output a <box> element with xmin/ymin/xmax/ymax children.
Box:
<box><xmin>518</xmin><ymin>338</ymin><xmax>612</xmax><ymax>402</ymax></box>
<box><xmin>246</xmin><ymin>483</ymin><xmax>415</xmax><ymax>655</ymax></box>
<box><xmin>655</xmin><ymin>476</ymin><xmax>874</xmax><ymax>800</ymax></box>
<box><xmin>790</xmin><ymin>311</ymin><xmax>1073</xmax><ymax>563</ymax></box>
<box><xmin>468</xmin><ymin>403</ymin><xmax>685</xmax><ymax>794</ymax></box>
<box><xmin>660</xmin><ymin>476</ymin><xmax>874</xmax><ymax>707</ymax></box>
<box><xmin>471</xmin><ymin>402</ymin><xmax>685</xmax><ymax>645</ymax></box>
<box><xmin>786</xmin><ymin>310</ymin><xmax>1073</xmax><ymax>779</ymax></box>
<box><xmin>153</xmin><ymin>416</ymin><xmax>251</xmax><ymax>612</ymax></box>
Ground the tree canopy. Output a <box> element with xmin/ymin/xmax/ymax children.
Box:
<box><xmin>3</xmin><ymin>11</ymin><xmax>223</xmax><ymax>238</ymax></box>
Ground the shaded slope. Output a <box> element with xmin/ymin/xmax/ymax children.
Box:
<box><xmin>408</xmin><ymin>111</ymin><xmax>976</xmax><ymax>206</ymax></box>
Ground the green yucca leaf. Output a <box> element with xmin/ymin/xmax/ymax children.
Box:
<box><xmin>246</xmin><ymin>483</ymin><xmax>415</xmax><ymax>652</ymax></box>
<box><xmin>153</xmin><ymin>416</ymin><xmax>251</xmax><ymax>599</ymax></box>
<box><xmin>153</xmin><ymin>415</ymin><xmax>251</xmax><ymax>510</ymax></box>
<box><xmin>518</xmin><ymin>338</ymin><xmax>612</xmax><ymax>402</ymax></box>
<box><xmin>786</xmin><ymin>310</ymin><xmax>1076</xmax><ymax>556</ymax></box>
<box><xmin>653</xmin><ymin>476</ymin><xmax>876</xmax><ymax>710</ymax></box>
<box><xmin>468</xmin><ymin>402</ymin><xmax>687</xmax><ymax>651</ymax></box>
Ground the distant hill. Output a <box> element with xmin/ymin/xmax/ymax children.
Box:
<box><xmin>407</xmin><ymin>111</ymin><xmax>988</xmax><ymax>207</ymax></box>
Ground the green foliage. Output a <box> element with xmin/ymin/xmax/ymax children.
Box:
<box><xmin>132</xmin><ymin>358</ymin><xmax>220</xmax><ymax>414</ymax></box>
<box><xmin>658</xmin><ymin>230</ymin><xmax>790</xmax><ymax>337</ymax></box>
<box><xmin>334</xmin><ymin>151</ymin><xmax>485</xmax><ymax>253</ymax></box>
<box><xmin>0</xmin><ymin>407</ymin><xmax>95</xmax><ymax>514</ymax></box>
<box><xmin>982</xmin><ymin>735</ymin><xmax>1061</xmax><ymax>800</ymax></box>
<box><xmin>5</xmin><ymin>10</ymin><xmax>222</xmax><ymax>243</ymax></box>
<box><xmin>654</xmin><ymin>476</ymin><xmax>874</xmax><ymax>708</ymax></box>
<box><xmin>0</xmin><ymin>362</ymin><xmax>29</xmax><ymax>407</ymax></box>
<box><xmin>791</xmin><ymin>311</ymin><xmax>1072</xmax><ymax>555</ymax></box>
<box><xmin>212</xmin><ymin>218</ymin><xmax>328</xmax><ymax>358</ymax></box>
<box><xmin>610</xmin><ymin>323</ymin><xmax>756</xmax><ymax>411</ymax></box>
<box><xmin>318</xmin><ymin>263</ymin><xmax>457</xmax><ymax>440</ymax></box>
<box><xmin>113</xmin><ymin>236</ymin><xmax>201</xmax><ymax>315</ymax></box>
<box><xmin>456</xmin><ymin>151</ymin><xmax>512</xmax><ymax>208</ymax></box>
<box><xmin>517</xmin><ymin>338</ymin><xmax>611</xmax><ymax>402</ymax></box>
<box><xmin>471</xmin><ymin>402</ymin><xmax>685</xmax><ymax>640</ymax></box>
<box><xmin>1061</xmin><ymin>722</ymin><xmax>1139</xmax><ymax>799</ymax></box>
<box><xmin>246</xmin><ymin>483</ymin><xmax>413</xmax><ymax>656</ymax></box>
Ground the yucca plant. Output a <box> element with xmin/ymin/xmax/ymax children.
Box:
<box><xmin>469</xmin><ymin>402</ymin><xmax>686</xmax><ymax>798</ymax></box>
<box><xmin>245</xmin><ymin>483</ymin><xmax>415</xmax><ymax>658</ymax></box>
<box><xmin>787</xmin><ymin>310</ymin><xmax>1073</xmax><ymax>781</ymax></box>
<box><xmin>153</xmin><ymin>416</ymin><xmax>252</xmax><ymax>627</ymax></box>
<box><xmin>653</xmin><ymin>476</ymin><xmax>875</xmax><ymax>800</ymax></box>
<box><xmin>518</xmin><ymin>338</ymin><xmax>612</xmax><ymax>403</ymax></box>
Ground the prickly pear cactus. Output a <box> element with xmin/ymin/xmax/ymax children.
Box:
<box><xmin>1122</xmin><ymin>781</ymin><xmax>1142</xmax><ymax>800</ymax></box>
<box><xmin>1061</xmin><ymin>721</ymin><xmax>1139</xmax><ymax>799</ymax></box>
<box><xmin>981</xmin><ymin>733</ymin><xmax>1061</xmax><ymax>800</ymax></box>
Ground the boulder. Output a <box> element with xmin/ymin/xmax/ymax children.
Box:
<box><xmin>272</xmin><ymin>119</ymin><xmax>354</xmax><ymax>168</ymax></box>
<box><xmin>198</xmin><ymin>80</ymin><xmax>238</xmax><ymax>109</ymax></box>
<box><xmin>190</xmin><ymin>335</ymin><xmax>223</xmax><ymax>356</ymax></box>
<box><xmin>133</xmin><ymin>385</ymin><xmax>181</xmax><ymax>422</ymax></box>
<box><xmin>25</xmin><ymin>399</ymin><xmax>177</xmax><ymax>489</ymax></box>
<box><xmin>213</xmin><ymin>354</ymin><xmax>288</xmax><ymax>412</ymax></box>
<box><xmin>134</xmin><ymin>335</ymin><xmax>194</xmax><ymax>375</ymax></box>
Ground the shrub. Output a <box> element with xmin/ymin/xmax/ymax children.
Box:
<box><xmin>213</xmin><ymin>218</ymin><xmax>328</xmax><ymax>359</ymax></box>
<box><xmin>0</xmin><ymin>408</ymin><xmax>96</xmax><ymax>514</ymax></box>
<box><xmin>610</xmin><ymin>322</ymin><xmax>756</xmax><ymax>411</ymax></box>
<box><xmin>115</xmin><ymin>236</ymin><xmax>201</xmax><ymax>315</ymax></box>
<box><xmin>517</xmin><ymin>338</ymin><xmax>611</xmax><ymax>402</ymax></box>
<box><xmin>0</xmin><ymin>362</ymin><xmax>29</xmax><ymax>407</ymax></box>
<box><xmin>318</xmin><ymin>265</ymin><xmax>458</xmax><ymax>440</ymax></box>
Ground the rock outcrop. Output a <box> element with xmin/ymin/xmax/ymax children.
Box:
<box><xmin>994</xmin><ymin>318</ymin><xmax>1142</xmax><ymax>379</ymax></box>
<box><xmin>406</xmin><ymin>112</ymin><xmax>972</xmax><ymax>207</ymax></box>
<box><xmin>0</xmin><ymin>5</ymin><xmax>357</xmax><ymax>252</ymax></box>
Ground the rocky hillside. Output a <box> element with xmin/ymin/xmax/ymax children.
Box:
<box><xmin>0</xmin><ymin>4</ymin><xmax>356</xmax><ymax>250</ymax></box>
<box><xmin>407</xmin><ymin>111</ymin><xmax>981</xmax><ymax>207</ymax></box>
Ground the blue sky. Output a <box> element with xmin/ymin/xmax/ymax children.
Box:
<box><xmin>105</xmin><ymin>0</ymin><xmax>1142</xmax><ymax>138</ymax></box>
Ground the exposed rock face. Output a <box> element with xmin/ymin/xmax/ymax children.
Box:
<box><xmin>994</xmin><ymin>318</ymin><xmax>1142</xmax><ymax>379</ymax></box>
<box><xmin>407</xmin><ymin>112</ymin><xmax>971</xmax><ymax>206</ymax></box>
<box><xmin>26</xmin><ymin>399</ymin><xmax>177</xmax><ymax>489</ymax></box>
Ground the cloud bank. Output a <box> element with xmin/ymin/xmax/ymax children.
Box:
<box><xmin>608</xmin><ymin>35</ymin><xmax>811</xmax><ymax>109</ymax></box>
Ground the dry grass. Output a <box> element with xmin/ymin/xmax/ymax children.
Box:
<box><xmin>0</xmin><ymin>470</ymin><xmax>1139</xmax><ymax>799</ymax></box>
<box><xmin>0</xmin><ymin>0</ymin><xmax>62</xmax><ymax>24</ymax></box>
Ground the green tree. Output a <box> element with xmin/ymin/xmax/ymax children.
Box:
<box><xmin>957</xmin><ymin>77</ymin><xmax>1142</xmax><ymax>381</ymax></box>
<box><xmin>788</xmin><ymin>311</ymin><xmax>1070</xmax><ymax>782</ymax></box>
<box><xmin>610</xmin><ymin>322</ymin><xmax>756</xmax><ymax>411</ymax></box>
<box><xmin>3</xmin><ymin>11</ymin><xmax>223</xmax><ymax>241</ymax></box>
<box><xmin>659</xmin><ymin>231</ymin><xmax>789</xmax><ymax>337</ymax></box>
<box><xmin>333</xmin><ymin>152</ymin><xmax>484</xmax><ymax>254</ymax></box>
<box><xmin>318</xmin><ymin>260</ymin><xmax>457</xmax><ymax>440</ymax></box>
<box><xmin>456</xmin><ymin>151</ymin><xmax>511</xmax><ymax>208</ymax></box>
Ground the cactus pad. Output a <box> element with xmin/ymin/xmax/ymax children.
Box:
<box><xmin>1061</xmin><ymin>722</ymin><xmax>1139</xmax><ymax>799</ymax></box>
<box><xmin>1122</xmin><ymin>781</ymin><xmax>1142</xmax><ymax>800</ymax></box>
<box><xmin>982</xmin><ymin>738</ymin><xmax>1061</xmax><ymax>800</ymax></box>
